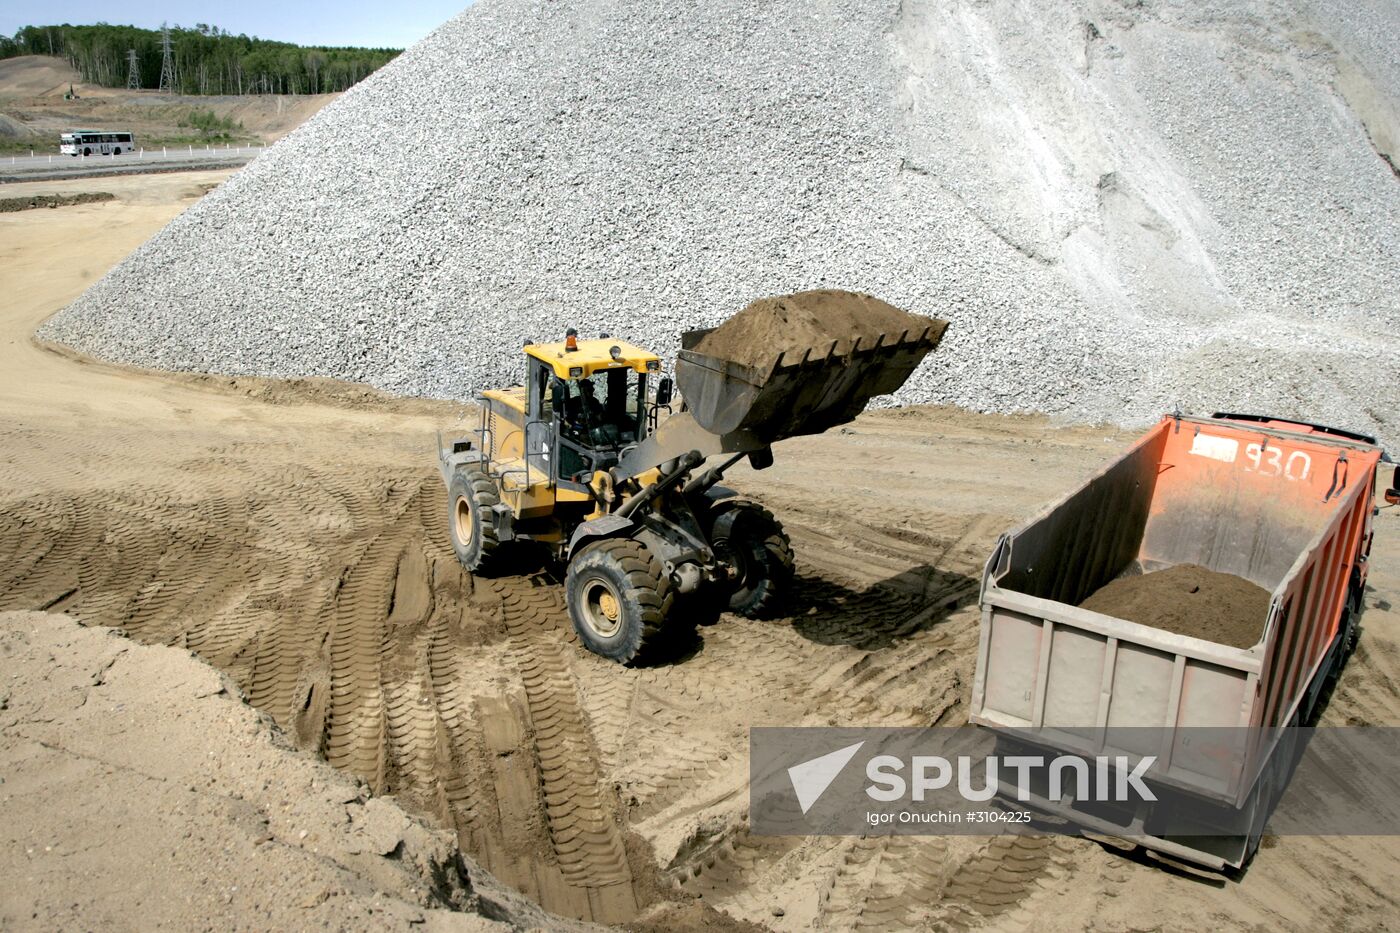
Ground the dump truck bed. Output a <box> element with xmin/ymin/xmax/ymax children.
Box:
<box><xmin>969</xmin><ymin>413</ymin><xmax>1384</xmax><ymax>866</ymax></box>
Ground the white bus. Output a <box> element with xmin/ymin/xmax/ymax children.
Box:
<box><xmin>60</xmin><ymin>129</ymin><xmax>136</xmax><ymax>157</ymax></box>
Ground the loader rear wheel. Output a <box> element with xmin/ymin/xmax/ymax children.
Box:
<box><xmin>448</xmin><ymin>466</ymin><xmax>507</xmax><ymax>575</ymax></box>
<box><xmin>567</xmin><ymin>538</ymin><xmax>674</xmax><ymax>665</ymax></box>
<box><xmin>711</xmin><ymin>499</ymin><xmax>794</xmax><ymax>618</ymax></box>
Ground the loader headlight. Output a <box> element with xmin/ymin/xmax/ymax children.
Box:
<box><xmin>568</xmin><ymin>366</ymin><xmax>584</xmax><ymax>378</ymax></box>
<box><xmin>646</xmin><ymin>359</ymin><xmax>660</xmax><ymax>372</ymax></box>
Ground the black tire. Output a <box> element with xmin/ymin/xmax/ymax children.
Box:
<box><xmin>566</xmin><ymin>537</ymin><xmax>674</xmax><ymax>665</ymax></box>
<box><xmin>710</xmin><ymin>499</ymin><xmax>794</xmax><ymax>618</ymax></box>
<box><xmin>113</xmin><ymin>147</ymin><xmax>121</xmax><ymax>155</ymax></box>
<box><xmin>83</xmin><ymin>147</ymin><xmax>91</xmax><ymax>156</ymax></box>
<box><xmin>1240</xmin><ymin>732</ymin><xmax>1286</xmax><ymax>870</ymax></box>
<box><xmin>447</xmin><ymin>466</ymin><xmax>507</xmax><ymax>575</ymax></box>
<box><xmin>1344</xmin><ymin>580</ymin><xmax>1364</xmax><ymax>656</ymax></box>
<box><xmin>1340</xmin><ymin>604</ymin><xmax>1357</xmax><ymax>660</ymax></box>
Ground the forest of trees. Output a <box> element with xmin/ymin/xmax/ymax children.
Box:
<box><xmin>0</xmin><ymin>23</ymin><xmax>400</xmax><ymax>95</ymax></box>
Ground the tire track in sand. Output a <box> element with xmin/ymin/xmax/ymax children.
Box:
<box><xmin>491</xmin><ymin>576</ymin><xmax>639</xmax><ymax>920</ymax></box>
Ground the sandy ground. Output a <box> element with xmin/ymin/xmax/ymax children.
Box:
<box><xmin>0</xmin><ymin>610</ymin><xmax>560</xmax><ymax>932</ymax></box>
<box><xmin>0</xmin><ymin>57</ymin><xmax>91</xmax><ymax>97</ymax></box>
<box><xmin>1</xmin><ymin>171</ymin><xmax>1398</xmax><ymax>930</ymax></box>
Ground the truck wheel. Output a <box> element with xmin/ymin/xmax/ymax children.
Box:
<box><xmin>711</xmin><ymin>500</ymin><xmax>794</xmax><ymax>618</ymax></box>
<box><xmin>1344</xmin><ymin>581</ymin><xmax>1364</xmax><ymax>655</ymax></box>
<box><xmin>448</xmin><ymin>466</ymin><xmax>507</xmax><ymax>575</ymax></box>
<box><xmin>1238</xmin><ymin>707</ymin><xmax>1298</xmax><ymax>871</ymax></box>
<box><xmin>567</xmin><ymin>537</ymin><xmax>674</xmax><ymax>665</ymax></box>
<box><xmin>1340</xmin><ymin>604</ymin><xmax>1358</xmax><ymax>659</ymax></box>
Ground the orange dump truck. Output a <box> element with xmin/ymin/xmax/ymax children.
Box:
<box><xmin>970</xmin><ymin>413</ymin><xmax>1394</xmax><ymax>870</ymax></box>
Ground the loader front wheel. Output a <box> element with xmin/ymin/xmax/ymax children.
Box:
<box><xmin>567</xmin><ymin>538</ymin><xmax>673</xmax><ymax>665</ymax></box>
<box><xmin>448</xmin><ymin>467</ymin><xmax>507</xmax><ymax>575</ymax></box>
<box><xmin>711</xmin><ymin>500</ymin><xmax>794</xmax><ymax>618</ymax></box>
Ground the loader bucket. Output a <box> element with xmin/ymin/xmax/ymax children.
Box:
<box><xmin>675</xmin><ymin>321</ymin><xmax>948</xmax><ymax>442</ymax></box>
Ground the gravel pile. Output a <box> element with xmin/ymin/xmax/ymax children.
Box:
<box><xmin>40</xmin><ymin>0</ymin><xmax>1400</xmax><ymax>446</ymax></box>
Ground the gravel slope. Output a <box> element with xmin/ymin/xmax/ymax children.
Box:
<box><xmin>39</xmin><ymin>0</ymin><xmax>1400</xmax><ymax>445</ymax></box>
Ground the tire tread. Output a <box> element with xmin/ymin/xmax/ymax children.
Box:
<box><xmin>449</xmin><ymin>465</ymin><xmax>508</xmax><ymax>575</ymax></box>
<box><xmin>567</xmin><ymin>537</ymin><xmax>673</xmax><ymax>665</ymax></box>
<box><xmin>711</xmin><ymin>498</ymin><xmax>794</xmax><ymax>618</ymax></box>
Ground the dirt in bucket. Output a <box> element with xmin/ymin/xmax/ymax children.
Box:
<box><xmin>1078</xmin><ymin>563</ymin><xmax>1271</xmax><ymax>649</ymax></box>
<box><xmin>693</xmin><ymin>289</ymin><xmax>947</xmax><ymax>369</ymax></box>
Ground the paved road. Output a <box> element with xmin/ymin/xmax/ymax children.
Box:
<box><xmin>1</xmin><ymin>145</ymin><xmax>262</xmax><ymax>183</ymax></box>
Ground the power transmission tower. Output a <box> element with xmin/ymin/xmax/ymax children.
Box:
<box><xmin>158</xmin><ymin>25</ymin><xmax>176</xmax><ymax>93</ymax></box>
<box><xmin>126</xmin><ymin>49</ymin><xmax>140</xmax><ymax>90</ymax></box>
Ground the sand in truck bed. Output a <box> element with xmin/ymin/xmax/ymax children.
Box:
<box><xmin>1079</xmin><ymin>563</ymin><xmax>1271</xmax><ymax>649</ymax></box>
<box><xmin>693</xmin><ymin>289</ymin><xmax>948</xmax><ymax>369</ymax></box>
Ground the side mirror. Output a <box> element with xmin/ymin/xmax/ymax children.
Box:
<box><xmin>1386</xmin><ymin>466</ymin><xmax>1399</xmax><ymax>506</ymax></box>
<box><xmin>654</xmin><ymin>376</ymin><xmax>673</xmax><ymax>408</ymax></box>
<box><xmin>550</xmin><ymin>378</ymin><xmax>566</xmax><ymax>415</ymax></box>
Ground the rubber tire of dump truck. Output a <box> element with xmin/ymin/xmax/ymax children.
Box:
<box><xmin>566</xmin><ymin>537</ymin><xmax>674</xmax><ymax>665</ymax></box>
<box><xmin>1236</xmin><ymin>708</ymin><xmax>1299</xmax><ymax>874</ymax></box>
<box><xmin>448</xmin><ymin>466</ymin><xmax>507</xmax><ymax>576</ymax></box>
<box><xmin>710</xmin><ymin>499</ymin><xmax>794</xmax><ymax>618</ymax></box>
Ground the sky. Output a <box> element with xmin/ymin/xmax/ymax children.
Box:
<box><xmin>0</xmin><ymin>2</ymin><xmax>470</xmax><ymax>50</ymax></box>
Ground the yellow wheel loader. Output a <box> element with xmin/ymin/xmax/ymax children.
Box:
<box><xmin>438</xmin><ymin>319</ymin><xmax>945</xmax><ymax>665</ymax></box>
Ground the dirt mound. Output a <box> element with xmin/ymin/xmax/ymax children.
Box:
<box><xmin>0</xmin><ymin>113</ymin><xmax>32</xmax><ymax>139</ymax></box>
<box><xmin>171</xmin><ymin>371</ymin><xmax>455</xmax><ymax>413</ymax></box>
<box><xmin>693</xmin><ymin>290</ymin><xmax>947</xmax><ymax>369</ymax></box>
<box><xmin>0</xmin><ymin>192</ymin><xmax>113</xmax><ymax>212</ymax></box>
<box><xmin>0</xmin><ymin>56</ymin><xmax>82</xmax><ymax>97</ymax></box>
<box><xmin>1079</xmin><ymin>563</ymin><xmax>1271</xmax><ymax>649</ymax></box>
<box><xmin>0</xmin><ymin>610</ymin><xmax>566</xmax><ymax>931</ymax></box>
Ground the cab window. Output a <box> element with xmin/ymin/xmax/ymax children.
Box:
<box><xmin>532</xmin><ymin>361</ymin><xmax>553</xmax><ymax>421</ymax></box>
<box><xmin>559</xmin><ymin>369</ymin><xmax>644</xmax><ymax>449</ymax></box>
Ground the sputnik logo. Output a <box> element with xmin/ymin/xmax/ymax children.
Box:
<box><xmin>787</xmin><ymin>741</ymin><xmax>865</xmax><ymax>814</ymax></box>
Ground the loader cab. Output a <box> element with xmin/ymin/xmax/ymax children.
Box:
<box><xmin>523</xmin><ymin>334</ymin><xmax>661</xmax><ymax>490</ymax></box>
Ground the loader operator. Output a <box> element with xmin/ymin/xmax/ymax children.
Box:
<box><xmin>563</xmin><ymin>379</ymin><xmax>605</xmax><ymax>442</ymax></box>
<box><xmin>561</xmin><ymin>375</ymin><xmax>641</xmax><ymax>466</ymax></box>
<box><xmin>569</xmin><ymin>378</ymin><xmax>605</xmax><ymax>424</ymax></box>
<box><xmin>559</xmin><ymin>379</ymin><xmax>608</xmax><ymax>480</ymax></box>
